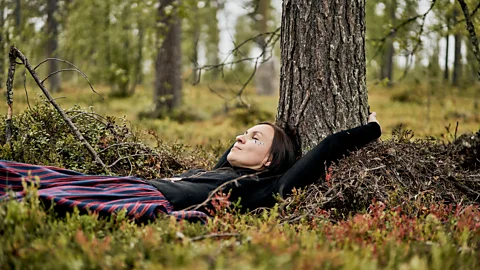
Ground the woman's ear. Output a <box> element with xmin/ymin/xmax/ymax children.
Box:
<box><xmin>264</xmin><ymin>161</ymin><xmax>271</xmax><ymax>167</ymax></box>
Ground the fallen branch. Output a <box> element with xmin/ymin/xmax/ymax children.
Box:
<box><xmin>6</xmin><ymin>46</ymin><xmax>108</xmax><ymax>172</ymax></box>
<box><xmin>34</xmin><ymin>58</ymin><xmax>103</xmax><ymax>99</ymax></box>
<box><xmin>190</xmin><ymin>233</ymin><xmax>241</xmax><ymax>242</ymax></box>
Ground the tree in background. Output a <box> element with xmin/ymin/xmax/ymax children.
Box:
<box><xmin>224</xmin><ymin>0</ymin><xmax>280</xmax><ymax>94</ymax></box>
<box><xmin>46</xmin><ymin>0</ymin><xmax>60</xmax><ymax>92</ymax></box>
<box><xmin>452</xmin><ymin>6</ymin><xmax>463</xmax><ymax>86</ymax></box>
<box><xmin>252</xmin><ymin>0</ymin><xmax>278</xmax><ymax>96</ymax></box>
<box><xmin>153</xmin><ymin>0</ymin><xmax>182</xmax><ymax>115</ymax></box>
<box><xmin>183</xmin><ymin>0</ymin><xmax>222</xmax><ymax>83</ymax></box>
<box><xmin>277</xmin><ymin>0</ymin><xmax>369</xmax><ymax>152</ymax></box>
<box><xmin>431</xmin><ymin>0</ymin><xmax>455</xmax><ymax>82</ymax></box>
<box><xmin>366</xmin><ymin>0</ymin><xmax>419</xmax><ymax>85</ymax></box>
<box><xmin>183</xmin><ymin>0</ymin><xmax>201</xmax><ymax>84</ymax></box>
<box><xmin>0</xmin><ymin>0</ymin><xmax>477</xmax><ymax>105</ymax></box>
<box><xmin>62</xmin><ymin>0</ymin><xmax>154</xmax><ymax>96</ymax></box>
<box><xmin>3</xmin><ymin>0</ymin><xmax>45</xmax><ymax>86</ymax></box>
<box><xmin>381</xmin><ymin>0</ymin><xmax>397</xmax><ymax>87</ymax></box>
<box><xmin>203</xmin><ymin>0</ymin><xmax>222</xmax><ymax>80</ymax></box>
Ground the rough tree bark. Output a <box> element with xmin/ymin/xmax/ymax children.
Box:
<box><xmin>277</xmin><ymin>0</ymin><xmax>369</xmax><ymax>153</ymax></box>
<box><xmin>154</xmin><ymin>0</ymin><xmax>182</xmax><ymax>115</ymax></box>
<box><xmin>46</xmin><ymin>0</ymin><xmax>61</xmax><ymax>92</ymax></box>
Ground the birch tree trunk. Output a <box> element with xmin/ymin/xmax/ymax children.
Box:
<box><xmin>277</xmin><ymin>0</ymin><xmax>369</xmax><ymax>152</ymax></box>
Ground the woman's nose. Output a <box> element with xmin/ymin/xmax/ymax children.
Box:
<box><xmin>236</xmin><ymin>134</ymin><xmax>246</xmax><ymax>144</ymax></box>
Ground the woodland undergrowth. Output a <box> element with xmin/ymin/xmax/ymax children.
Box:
<box><xmin>1</xmin><ymin>103</ymin><xmax>480</xmax><ymax>269</ymax></box>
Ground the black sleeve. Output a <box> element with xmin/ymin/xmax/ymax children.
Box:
<box><xmin>213</xmin><ymin>144</ymin><xmax>234</xmax><ymax>169</ymax></box>
<box><xmin>276</xmin><ymin>122</ymin><xmax>381</xmax><ymax>197</ymax></box>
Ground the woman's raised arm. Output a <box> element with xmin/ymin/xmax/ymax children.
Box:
<box><xmin>276</xmin><ymin>121</ymin><xmax>381</xmax><ymax>197</ymax></box>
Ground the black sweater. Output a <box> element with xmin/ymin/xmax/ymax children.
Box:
<box><xmin>148</xmin><ymin>122</ymin><xmax>381</xmax><ymax>211</ymax></box>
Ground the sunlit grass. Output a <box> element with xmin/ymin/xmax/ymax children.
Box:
<box><xmin>1</xmin><ymin>80</ymin><xmax>479</xmax><ymax>148</ymax></box>
<box><xmin>368</xmin><ymin>82</ymin><xmax>479</xmax><ymax>140</ymax></box>
<box><xmin>1</xmin><ymin>81</ymin><xmax>479</xmax><ymax>268</ymax></box>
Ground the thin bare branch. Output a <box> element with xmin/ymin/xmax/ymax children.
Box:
<box><xmin>98</xmin><ymin>142</ymin><xmax>150</xmax><ymax>154</ymax></box>
<box><xmin>457</xmin><ymin>0</ymin><xmax>480</xmax><ymax>80</ymax></box>
<box><xmin>182</xmin><ymin>171</ymin><xmax>264</xmax><ymax>212</ymax></box>
<box><xmin>34</xmin><ymin>58</ymin><xmax>103</xmax><ymax>100</ymax></box>
<box><xmin>190</xmin><ymin>233</ymin><xmax>241</xmax><ymax>242</ymax></box>
<box><xmin>369</xmin><ymin>1</ymin><xmax>437</xmax><ymax>63</ymax></box>
<box><xmin>397</xmin><ymin>2</ymin><xmax>436</xmax><ymax>82</ymax></box>
<box><xmin>22</xmin><ymin>68</ymin><xmax>32</xmax><ymax>110</ymax></box>
<box><xmin>9</xmin><ymin>47</ymin><xmax>108</xmax><ymax>172</ymax></box>
<box><xmin>5</xmin><ymin>46</ymin><xmax>17</xmax><ymax>143</ymax></box>
<box><xmin>194</xmin><ymin>28</ymin><xmax>281</xmax><ymax>106</ymax></box>
<box><xmin>41</xmin><ymin>68</ymin><xmax>77</xmax><ymax>84</ymax></box>
<box><xmin>107</xmin><ymin>154</ymin><xmax>155</xmax><ymax>168</ymax></box>
<box><xmin>424</xmin><ymin>2</ymin><xmax>480</xmax><ymax>35</ymax></box>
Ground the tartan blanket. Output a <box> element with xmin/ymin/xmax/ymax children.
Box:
<box><xmin>0</xmin><ymin>160</ymin><xmax>208</xmax><ymax>222</ymax></box>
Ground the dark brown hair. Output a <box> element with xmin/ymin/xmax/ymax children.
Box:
<box><xmin>258</xmin><ymin>122</ymin><xmax>297</xmax><ymax>175</ymax></box>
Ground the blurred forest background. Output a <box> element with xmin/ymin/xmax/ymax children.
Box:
<box><xmin>0</xmin><ymin>0</ymin><xmax>479</xmax><ymax>147</ymax></box>
<box><xmin>1</xmin><ymin>2</ymin><xmax>480</xmax><ymax>268</ymax></box>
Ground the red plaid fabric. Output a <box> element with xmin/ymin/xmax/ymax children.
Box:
<box><xmin>0</xmin><ymin>160</ymin><xmax>209</xmax><ymax>222</ymax></box>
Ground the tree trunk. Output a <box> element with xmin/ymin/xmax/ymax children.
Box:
<box><xmin>452</xmin><ymin>8</ymin><xmax>462</xmax><ymax>86</ymax></box>
<box><xmin>255</xmin><ymin>59</ymin><xmax>279</xmax><ymax>95</ymax></box>
<box><xmin>46</xmin><ymin>0</ymin><xmax>61</xmax><ymax>92</ymax></box>
<box><xmin>130</xmin><ymin>23</ymin><xmax>144</xmax><ymax>93</ymax></box>
<box><xmin>452</xmin><ymin>32</ymin><xmax>462</xmax><ymax>86</ymax></box>
<box><xmin>104</xmin><ymin>1</ymin><xmax>112</xmax><ymax>84</ymax></box>
<box><xmin>456</xmin><ymin>0</ymin><xmax>480</xmax><ymax>82</ymax></box>
<box><xmin>254</xmin><ymin>0</ymin><xmax>277</xmax><ymax>96</ymax></box>
<box><xmin>381</xmin><ymin>40</ymin><xmax>394</xmax><ymax>85</ymax></box>
<box><xmin>189</xmin><ymin>2</ymin><xmax>200</xmax><ymax>84</ymax></box>
<box><xmin>205</xmin><ymin>0</ymin><xmax>221</xmax><ymax>80</ymax></box>
<box><xmin>444</xmin><ymin>34</ymin><xmax>450</xmax><ymax>81</ymax></box>
<box><xmin>277</xmin><ymin>0</ymin><xmax>369</xmax><ymax>153</ymax></box>
<box><xmin>380</xmin><ymin>0</ymin><xmax>396</xmax><ymax>87</ymax></box>
<box><xmin>14</xmin><ymin>0</ymin><xmax>21</xmax><ymax>29</ymax></box>
<box><xmin>255</xmin><ymin>0</ymin><xmax>269</xmax><ymax>49</ymax></box>
<box><xmin>154</xmin><ymin>0</ymin><xmax>182</xmax><ymax>114</ymax></box>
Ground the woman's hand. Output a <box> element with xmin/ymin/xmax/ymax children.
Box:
<box><xmin>367</xmin><ymin>112</ymin><xmax>382</xmax><ymax>132</ymax></box>
<box><xmin>368</xmin><ymin>112</ymin><xmax>381</xmax><ymax>132</ymax></box>
<box><xmin>368</xmin><ymin>112</ymin><xmax>378</xmax><ymax>124</ymax></box>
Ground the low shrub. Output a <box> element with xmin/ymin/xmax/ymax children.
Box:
<box><xmin>0</xmin><ymin>101</ymin><xmax>215</xmax><ymax>178</ymax></box>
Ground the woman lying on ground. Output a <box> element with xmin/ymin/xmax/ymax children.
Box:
<box><xmin>0</xmin><ymin>113</ymin><xmax>381</xmax><ymax>222</ymax></box>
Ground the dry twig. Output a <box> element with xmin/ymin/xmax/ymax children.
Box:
<box><xmin>6</xmin><ymin>46</ymin><xmax>108</xmax><ymax>172</ymax></box>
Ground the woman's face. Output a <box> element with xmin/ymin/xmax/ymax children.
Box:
<box><xmin>227</xmin><ymin>124</ymin><xmax>274</xmax><ymax>170</ymax></box>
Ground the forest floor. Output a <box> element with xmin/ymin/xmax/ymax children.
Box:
<box><xmin>0</xmin><ymin>81</ymin><xmax>479</xmax><ymax>269</ymax></box>
<box><xmin>1</xmin><ymin>81</ymin><xmax>478</xmax><ymax>147</ymax></box>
